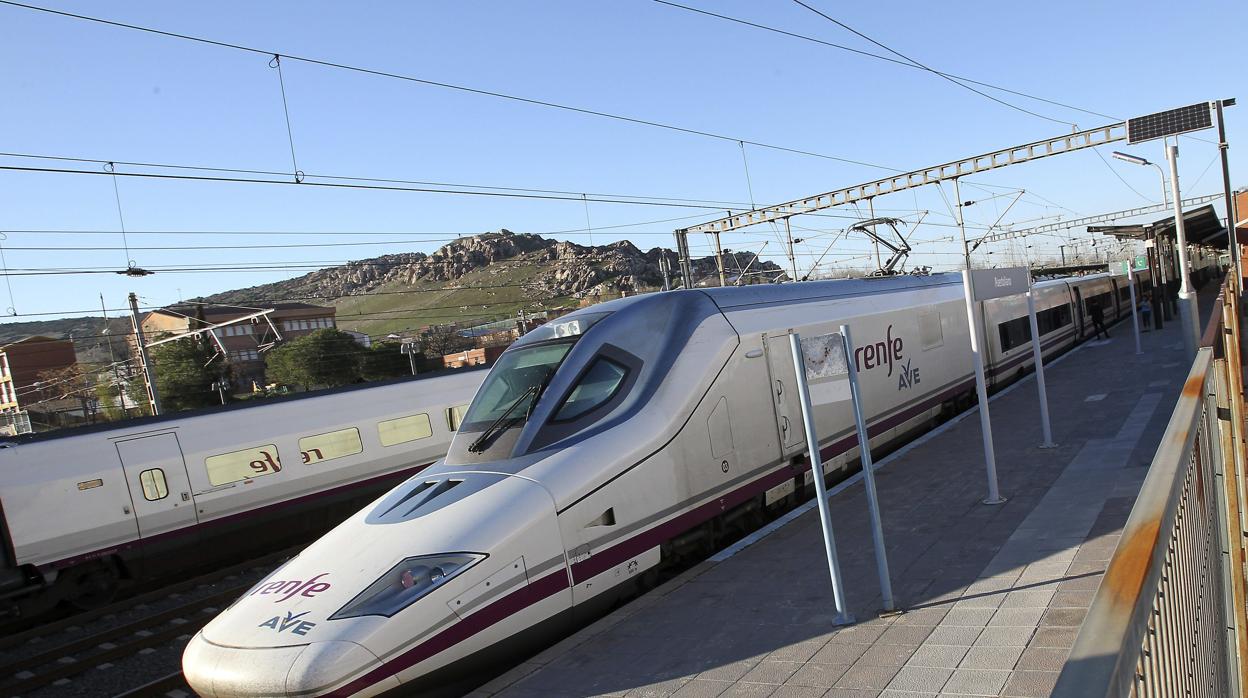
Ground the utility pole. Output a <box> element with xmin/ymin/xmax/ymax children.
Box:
<box><xmin>711</xmin><ymin>231</ymin><xmax>727</xmax><ymax>287</ymax></box>
<box><xmin>401</xmin><ymin>341</ymin><xmax>419</xmax><ymax>375</ymax></box>
<box><xmin>784</xmin><ymin>218</ymin><xmax>799</xmax><ymax>282</ymax></box>
<box><xmin>1165</xmin><ymin>144</ymin><xmax>1201</xmax><ymax>355</ymax></box>
<box><xmin>129</xmin><ymin>292</ymin><xmax>161</xmax><ymax>416</ymax></box>
<box><xmin>100</xmin><ymin>293</ymin><xmax>128</xmax><ymax>417</ymax></box>
<box><xmin>673</xmin><ymin>230</ymin><xmax>693</xmax><ymax>289</ymax></box>
<box><xmin>658</xmin><ymin>253</ymin><xmax>671</xmax><ymax>291</ymax></box>
<box><xmin>1215</xmin><ymin>99</ymin><xmax>1240</xmax><ymax>293</ymax></box>
<box><xmin>869</xmin><ymin>198</ymin><xmax>882</xmax><ymax>271</ymax></box>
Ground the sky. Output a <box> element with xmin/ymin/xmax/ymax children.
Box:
<box><xmin>0</xmin><ymin>0</ymin><xmax>1244</xmax><ymax>323</ymax></box>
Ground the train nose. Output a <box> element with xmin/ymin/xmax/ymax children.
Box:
<box><xmin>183</xmin><ymin>632</ymin><xmax>399</xmax><ymax>697</ymax></box>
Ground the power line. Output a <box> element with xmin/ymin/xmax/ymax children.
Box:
<box><xmin>653</xmin><ymin>0</ymin><xmax>1117</xmax><ymax>123</ymax></box>
<box><xmin>0</xmin><ymin>151</ymin><xmax>763</xmax><ymax>209</ymax></box>
<box><xmin>0</xmin><ymin>163</ymin><xmax>743</xmax><ymax>210</ymax></box>
<box><xmin>0</xmin><ymin>0</ymin><xmax>896</xmax><ymax>171</ymax></box>
<box><xmin>789</xmin><ymin>0</ymin><xmax>1076</xmax><ymax>127</ymax></box>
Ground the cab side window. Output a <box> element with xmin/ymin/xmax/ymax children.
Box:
<box><xmin>554</xmin><ymin>358</ymin><xmax>628</xmax><ymax>422</ymax></box>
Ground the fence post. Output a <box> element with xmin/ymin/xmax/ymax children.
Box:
<box><xmin>1220</xmin><ymin>295</ymin><xmax>1248</xmax><ymax>694</ymax></box>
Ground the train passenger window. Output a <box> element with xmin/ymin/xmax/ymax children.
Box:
<box><xmin>1037</xmin><ymin>305</ymin><xmax>1072</xmax><ymax>334</ymax></box>
<box><xmin>299</xmin><ymin>428</ymin><xmax>363</xmax><ymax>464</ymax></box>
<box><xmin>998</xmin><ymin>317</ymin><xmax>1031</xmax><ymax>352</ymax></box>
<box><xmin>446</xmin><ymin>404</ymin><xmax>469</xmax><ymax>431</ymax></box>
<box><xmin>554</xmin><ymin>358</ymin><xmax>628</xmax><ymax>422</ymax></box>
<box><xmin>139</xmin><ymin>468</ymin><xmax>168</xmax><ymax>501</ymax></box>
<box><xmin>919</xmin><ymin>310</ymin><xmax>943</xmax><ymax>351</ymax></box>
<box><xmin>205</xmin><ymin>444</ymin><xmax>282</xmax><ymax>486</ymax></box>
<box><xmin>378</xmin><ymin>414</ymin><xmax>433</xmax><ymax>447</ymax></box>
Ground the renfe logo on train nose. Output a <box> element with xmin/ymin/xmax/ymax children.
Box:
<box><xmin>250</xmin><ymin>573</ymin><xmax>331</xmax><ymax>602</ymax></box>
<box><xmin>854</xmin><ymin>324</ymin><xmax>904</xmax><ymax>377</ymax></box>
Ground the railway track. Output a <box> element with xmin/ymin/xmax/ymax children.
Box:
<box><xmin>0</xmin><ymin>547</ymin><xmax>297</xmax><ymax>698</ymax></box>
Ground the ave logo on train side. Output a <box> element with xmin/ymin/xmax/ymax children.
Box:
<box><xmin>851</xmin><ymin>324</ymin><xmax>919</xmax><ymax>391</ymax></box>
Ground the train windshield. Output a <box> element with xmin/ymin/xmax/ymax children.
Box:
<box><xmin>460</xmin><ymin>341</ymin><xmax>573</xmax><ymax>434</ymax></box>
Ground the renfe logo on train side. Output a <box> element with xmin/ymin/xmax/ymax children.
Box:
<box><xmin>854</xmin><ymin>325</ymin><xmax>903</xmax><ymax>377</ymax></box>
<box><xmin>250</xmin><ymin>573</ymin><xmax>331</xmax><ymax>602</ymax></box>
<box><xmin>852</xmin><ymin>324</ymin><xmax>919</xmax><ymax>391</ymax></box>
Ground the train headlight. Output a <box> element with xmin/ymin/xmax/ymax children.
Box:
<box><xmin>329</xmin><ymin>553</ymin><xmax>485</xmax><ymax>619</ymax></box>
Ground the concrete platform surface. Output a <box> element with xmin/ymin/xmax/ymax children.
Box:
<box><xmin>474</xmin><ymin>308</ymin><xmax>1196</xmax><ymax>698</ymax></box>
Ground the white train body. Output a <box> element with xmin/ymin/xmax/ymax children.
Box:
<box><xmin>185</xmin><ymin>269</ymin><xmax>1165</xmax><ymax>697</ymax></box>
<box><xmin>0</xmin><ymin>368</ymin><xmax>485</xmax><ymax>609</ymax></box>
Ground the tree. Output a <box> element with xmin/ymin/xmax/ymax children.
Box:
<box><xmin>34</xmin><ymin>364</ymin><xmax>101</xmax><ymax>423</ymax></box>
<box><xmin>419</xmin><ymin>326</ymin><xmax>475</xmax><ymax>359</ymax></box>
<box><xmin>94</xmin><ymin>380</ymin><xmax>126</xmax><ymax>421</ymax></box>
<box><xmin>360</xmin><ymin>341</ymin><xmax>411</xmax><ymax>381</ymax></box>
<box><xmin>148</xmin><ymin>337</ymin><xmax>224</xmax><ymax>411</ymax></box>
<box><xmin>265</xmin><ymin>329</ymin><xmax>364</xmax><ymax>390</ymax></box>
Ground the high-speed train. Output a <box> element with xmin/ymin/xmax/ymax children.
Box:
<box><xmin>0</xmin><ymin>366</ymin><xmax>485</xmax><ymax>616</ymax></box>
<box><xmin>184</xmin><ymin>269</ymin><xmax>1167</xmax><ymax>697</ymax></box>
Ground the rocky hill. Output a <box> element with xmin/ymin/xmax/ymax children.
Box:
<box><xmin>204</xmin><ymin>230</ymin><xmax>781</xmax><ymax>305</ymax></box>
<box><xmin>0</xmin><ymin>232</ymin><xmax>783</xmax><ymax>349</ymax></box>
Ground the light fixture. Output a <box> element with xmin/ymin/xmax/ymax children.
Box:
<box><xmin>1111</xmin><ymin>151</ymin><xmax>1151</xmax><ymax>167</ymax></box>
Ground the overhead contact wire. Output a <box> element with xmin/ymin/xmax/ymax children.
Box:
<box><xmin>0</xmin><ymin>0</ymin><xmax>895</xmax><ymax>171</ymax></box>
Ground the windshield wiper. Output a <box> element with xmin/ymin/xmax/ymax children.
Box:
<box><xmin>526</xmin><ymin>368</ymin><xmax>556</xmax><ymax>420</ymax></box>
<box><xmin>468</xmin><ymin>384</ymin><xmax>539</xmax><ymax>453</ymax></box>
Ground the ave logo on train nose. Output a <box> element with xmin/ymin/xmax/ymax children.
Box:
<box><xmin>258</xmin><ymin>610</ymin><xmax>317</xmax><ymax>636</ymax></box>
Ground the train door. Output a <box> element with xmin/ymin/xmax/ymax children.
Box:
<box><xmin>115</xmin><ymin>433</ymin><xmax>198</xmax><ymax>538</ymax></box>
<box><xmin>1072</xmin><ymin>287</ymin><xmax>1087</xmax><ymax>338</ymax></box>
<box><xmin>763</xmin><ymin>333</ymin><xmax>805</xmax><ymax>457</ymax></box>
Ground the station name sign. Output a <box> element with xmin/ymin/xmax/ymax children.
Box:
<box><xmin>970</xmin><ymin>267</ymin><xmax>1029</xmax><ymax>301</ymax></box>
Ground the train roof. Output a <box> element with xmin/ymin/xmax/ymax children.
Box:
<box><xmin>4</xmin><ymin>363</ymin><xmax>490</xmax><ymax>446</ymax></box>
<box><xmin>698</xmin><ymin>272</ymin><xmax>963</xmax><ymax>309</ymax></box>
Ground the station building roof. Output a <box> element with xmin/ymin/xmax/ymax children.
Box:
<box><xmin>1089</xmin><ymin>204</ymin><xmax>1228</xmax><ymax>249</ymax></box>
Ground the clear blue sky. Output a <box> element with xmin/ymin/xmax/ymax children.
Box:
<box><xmin>0</xmin><ymin>0</ymin><xmax>1243</xmax><ymax>321</ymax></box>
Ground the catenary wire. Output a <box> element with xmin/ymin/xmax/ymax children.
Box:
<box><xmin>0</xmin><ymin>0</ymin><xmax>896</xmax><ymax>171</ymax></box>
<box><xmin>653</xmin><ymin>0</ymin><xmax>1118</xmax><ymax>123</ymax></box>
<box><xmin>789</xmin><ymin>0</ymin><xmax>1076</xmax><ymax>127</ymax></box>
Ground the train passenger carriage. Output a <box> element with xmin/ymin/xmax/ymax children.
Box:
<box><xmin>0</xmin><ymin>368</ymin><xmax>485</xmax><ymax>614</ymax></box>
<box><xmin>186</xmin><ymin>269</ymin><xmax>1165</xmax><ymax>697</ymax></box>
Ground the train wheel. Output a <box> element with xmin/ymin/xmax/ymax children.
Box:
<box><xmin>59</xmin><ymin>562</ymin><xmax>119</xmax><ymax>610</ymax></box>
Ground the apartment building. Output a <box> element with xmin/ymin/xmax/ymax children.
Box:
<box><xmin>0</xmin><ymin>335</ymin><xmax>78</xmax><ymax>433</ymax></box>
<box><xmin>143</xmin><ymin>302</ymin><xmax>337</xmax><ymax>389</ymax></box>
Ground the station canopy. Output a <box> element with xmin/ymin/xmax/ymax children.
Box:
<box><xmin>1088</xmin><ymin>204</ymin><xmax>1228</xmax><ymax>249</ymax></box>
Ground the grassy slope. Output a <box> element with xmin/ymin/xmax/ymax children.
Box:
<box><xmin>333</xmin><ymin>258</ymin><xmax>573</xmax><ymax>337</ymax></box>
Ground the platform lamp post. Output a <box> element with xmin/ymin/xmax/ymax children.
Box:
<box><xmin>1111</xmin><ymin>149</ymin><xmax>1170</xmax><ymax>319</ymax></box>
<box><xmin>1111</xmin><ymin>151</ymin><xmax>1168</xmax><ymax>207</ymax></box>
<box><xmin>1163</xmin><ymin>144</ymin><xmax>1202</xmax><ymax>355</ymax></box>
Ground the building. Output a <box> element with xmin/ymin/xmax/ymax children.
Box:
<box><xmin>0</xmin><ymin>335</ymin><xmax>79</xmax><ymax>433</ymax></box>
<box><xmin>442</xmin><ymin>346</ymin><xmax>506</xmax><ymax>369</ymax></box>
<box><xmin>142</xmin><ymin>302</ymin><xmax>337</xmax><ymax>389</ymax></box>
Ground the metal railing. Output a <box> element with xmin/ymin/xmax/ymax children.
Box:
<box><xmin>1054</xmin><ymin>280</ymin><xmax>1248</xmax><ymax>697</ymax></box>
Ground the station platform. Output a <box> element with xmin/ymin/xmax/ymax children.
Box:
<box><xmin>473</xmin><ymin>303</ymin><xmax>1205</xmax><ymax>698</ymax></box>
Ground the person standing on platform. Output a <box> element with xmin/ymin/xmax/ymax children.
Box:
<box><xmin>1088</xmin><ymin>297</ymin><xmax>1109</xmax><ymax>340</ymax></box>
<box><xmin>1140</xmin><ymin>292</ymin><xmax>1152</xmax><ymax>332</ymax></box>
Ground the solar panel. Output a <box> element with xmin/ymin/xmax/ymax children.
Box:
<box><xmin>1127</xmin><ymin>102</ymin><xmax>1213</xmax><ymax>144</ymax></box>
